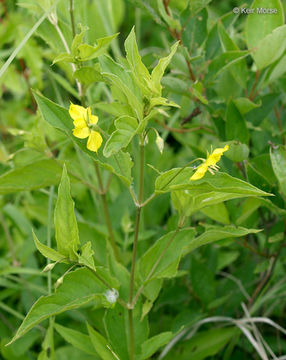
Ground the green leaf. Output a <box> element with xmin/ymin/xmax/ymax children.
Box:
<box><xmin>71</xmin><ymin>25</ymin><xmax>88</xmax><ymax>55</ymax></box>
<box><xmin>245</xmin><ymin>93</ymin><xmax>280</xmax><ymax>126</ymax></box>
<box><xmin>8</xmin><ymin>268</ymin><xmax>108</xmax><ymax>344</ymax></box>
<box><xmin>94</xmin><ymin>102</ymin><xmax>134</xmax><ymax>118</ymax></box>
<box><xmin>200</xmin><ymin>202</ymin><xmax>230</xmax><ymax>224</ymax></box>
<box><xmin>104</xmin><ymin>303</ymin><xmax>149</xmax><ymax>359</ymax></box>
<box><xmin>0</xmin><ymin>159</ymin><xmax>62</xmax><ymax>194</ymax></box>
<box><xmin>33</xmin><ymin>91</ymin><xmax>133</xmax><ymax>186</ymax></box>
<box><xmin>207</xmin><ymin>51</ymin><xmax>250</xmax><ymax>80</ymax></box>
<box><xmin>155</xmin><ymin>167</ymin><xmax>270</xmax><ymax>216</ymax></box>
<box><xmin>149</xmin><ymin>97</ymin><xmax>179</xmax><ymax>110</ymax></box>
<box><xmin>99</xmin><ymin>56</ymin><xmax>143</xmax><ymax>121</ymax></box>
<box><xmin>137</xmin><ymin>228</ymin><xmax>196</xmax><ymax>283</ymax></box>
<box><xmin>151</xmin><ymin>41</ymin><xmax>179</xmax><ymax>96</ymax></box>
<box><xmin>157</xmin><ymin>0</ymin><xmax>181</xmax><ymax>30</ymax></box>
<box><xmin>191</xmin><ymin>81</ymin><xmax>208</xmax><ymax>104</ymax></box>
<box><xmin>103</xmin><ymin>116</ymin><xmax>144</xmax><ymax>157</ymax></box>
<box><xmin>124</xmin><ymin>27</ymin><xmax>152</xmax><ymax>97</ymax></box>
<box><xmin>73</xmin><ymin>66</ymin><xmax>104</xmax><ymax>86</ymax></box>
<box><xmin>253</xmin><ymin>25</ymin><xmax>286</xmax><ymax>69</ymax></box>
<box><xmin>87</xmin><ymin>323</ymin><xmax>119</xmax><ymax>360</ymax></box>
<box><xmin>76</xmin><ymin>33</ymin><xmax>119</xmax><ymax>61</ymax></box>
<box><xmin>245</xmin><ymin>0</ymin><xmax>284</xmax><ymax>51</ymax></box>
<box><xmin>183</xmin><ymin>225</ymin><xmax>261</xmax><ymax>256</ymax></box>
<box><xmin>52</xmin><ymin>52</ymin><xmax>74</xmax><ymax>65</ymax></box>
<box><xmin>218</xmin><ymin>22</ymin><xmax>247</xmax><ymax>87</ymax></box>
<box><xmin>77</xmin><ymin>242</ymin><xmax>96</xmax><ymax>270</ymax></box>
<box><xmin>165</xmin><ymin>327</ymin><xmax>236</xmax><ymax>359</ymax></box>
<box><xmin>189</xmin><ymin>0</ymin><xmax>212</xmax><ymax>14</ymax></box>
<box><xmin>161</xmin><ymin>76</ymin><xmax>189</xmax><ymax>95</ymax></box>
<box><xmin>140</xmin><ymin>332</ymin><xmax>174</xmax><ymax>360</ymax></box>
<box><xmin>226</xmin><ymin>100</ymin><xmax>249</xmax><ymax>144</ymax></box>
<box><xmin>54</xmin><ymin>323</ymin><xmax>99</xmax><ymax>356</ymax></box>
<box><xmin>155</xmin><ymin>167</ymin><xmax>270</xmax><ymax>196</ymax></box>
<box><xmin>233</xmin><ymin>97</ymin><xmax>261</xmax><ymax>114</ymax></box>
<box><xmin>32</xmin><ymin>230</ymin><xmax>66</xmax><ymax>262</ymax></box>
<box><xmin>270</xmin><ymin>145</ymin><xmax>286</xmax><ymax>197</ymax></box>
<box><xmin>54</xmin><ymin>165</ymin><xmax>80</xmax><ymax>261</ymax></box>
<box><xmin>191</xmin><ymin>258</ymin><xmax>215</xmax><ymax>304</ymax></box>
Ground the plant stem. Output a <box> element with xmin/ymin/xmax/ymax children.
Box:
<box><xmin>94</xmin><ymin>163</ymin><xmax>121</xmax><ymax>262</ymax></box>
<box><xmin>128</xmin><ymin>138</ymin><xmax>145</xmax><ymax>360</ymax></box>
<box><xmin>131</xmin><ymin>226</ymin><xmax>180</xmax><ymax>307</ymax></box>
<box><xmin>47</xmin><ymin>186</ymin><xmax>54</xmax><ymax>296</ymax></box>
<box><xmin>51</xmin><ymin>17</ymin><xmax>82</xmax><ymax>97</ymax></box>
<box><xmin>69</xmin><ymin>0</ymin><xmax>76</xmax><ymax>38</ymax></box>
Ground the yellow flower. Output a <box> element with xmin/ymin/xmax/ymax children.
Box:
<box><xmin>69</xmin><ymin>103</ymin><xmax>103</xmax><ymax>153</ymax></box>
<box><xmin>190</xmin><ymin>145</ymin><xmax>229</xmax><ymax>181</ymax></box>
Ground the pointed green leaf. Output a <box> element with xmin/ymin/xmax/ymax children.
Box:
<box><xmin>52</xmin><ymin>52</ymin><xmax>74</xmax><ymax>65</ymax></box>
<box><xmin>164</xmin><ymin>327</ymin><xmax>236</xmax><ymax>359</ymax></box>
<box><xmin>150</xmin><ymin>41</ymin><xmax>179</xmax><ymax>96</ymax></box>
<box><xmin>77</xmin><ymin>33</ymin><xmax>119</xmax><ymax>61</ymax></box>
<box><xmin>104</xmin><ymin>303</ymin><xmax>148</xmax><ymax>359</ymax></box>
<box><xmin>8</xmin><ymin>268</ymin><xmax>108</xmax><ymax>344</ymax></box>
<box><xmin>77</xmin><ymin>242</ymin><xmax>96</xmax><ymax>270</ymax></box>
<box><xmin>245</xmin><ymin>0</ymin><xmax>284</xmax><ymax>51</ymax></box>
<box><xmin>87</xmin><ymin>323</ymin><xmax>119</xmax><ymax>360</ymax></box>
<box><xmin>32</xmin><ymin>230</ymin><xmax>66</xmax><ymax>262</ymax></box>
<box><xmin>0</xmin><ymin>159</ymin><xmax>63</xmax><ymax>195</ymax></box>
<box><xmin>54</xmin><ymin>323</ymin><xmax>99</xmax><ymax>357</ymax></box>
<box><xmin>125</xmin><ymin>27</ymin><xmax>152</xmax><ymax>96</ymax></box>
<box><xmin>183</xmin><ymin>225</ymin><xmax>261</xmax><ymax>256</ymax></box>
<box><xmin>137</xmin><ymin>228</ymin><xmax>196</xmax><ymax>283</ymax></box>
<box><xmin>270</xmin><ymin>145</ymin><xmax>286</xmax><ymax>197</ymax></box>
<box><xmin>155</xmin><ymin>167</ymin><xmax>271</xmax><ymax>195</ymax></box>
<box><xmin>140</xmin><ymin>332</ymin><xmax>174</xmax><ymax>360</ymax></box>
<box><xmin>71</xmin><ymin>26</ymin><xmax>88</xmax><ymax>55</ymax></box>
<box><xmin>226</xmin><ymin>100</ymin><xmax>249</xmax><ymax>144</ymax></box>
<box><xmin>207</xmin><ymin>51</ymin><xmax>250</xmax><ymax>79</ymax></box>
<box><xmin>54</xmin><ymin>165</ymin><xmax>79</xmax><ymax>261</ymax></box>
<box><xmin>149</xmin><ymin>97</ymin><xmax>179</xmax><ymax>110</ymax></box>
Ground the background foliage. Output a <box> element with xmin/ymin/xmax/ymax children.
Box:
<box><xmin>0</xmin><ymin>0</ymin><xmax>286</xmax><ymax>359</ymax></box>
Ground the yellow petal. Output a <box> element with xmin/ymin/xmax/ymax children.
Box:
<box><xmin>69</xmin><ymin>102</ymin><xmax>87</xmax><ymax>122</ymax></box>
<box><xmin>190</xmin><ymin>163</ymin><xmax>208</xmax><ymax>181</ymax></box>
<box><xmin>87</xmin><ymin>130</ymin><xmax>103</xmax><ymax>152</ymax></box>
<box><xmin>206</xmin><ymin>145</ymin><xmax>229</xmax><ymax>166</ymax></box>
<box><xmin>87</xmin><ymin>107</ymin><xmax>98</xmax><ymax>125</ymax></box>
<box><xmin>73</xmin><ymin>126</ymin><xmax>90</xmax><ymax>139</ymax></box>
<box><xmin>73</xmin><ymin>118</ymin><xmax>87</xmax><ymax>128</ymax></box>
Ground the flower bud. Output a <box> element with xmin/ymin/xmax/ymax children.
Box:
<box><xmin>42</xmin><ymin>263</ymin><xmax>56</xmax><ymax>272</ymax></box>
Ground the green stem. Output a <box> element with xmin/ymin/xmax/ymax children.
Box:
<box><xmin>47</xmin><ymin>186</ymin><xmax>54</xmax><ymax>296</ymax></box>
<box><xmin>128</xmin><ymin>138</ymin><xmax>145</xmax><ymax>360</ymax></box>
<box><xmin>94</xmin><ymin>163</ymin><xmax>121</xmax><ymax>262</ymax></box>
<box><xmin>131</xmin><ymin>225</ymin><xmax>181</xmax><ymax>307</ymax></box>
<box><xmin>69</xmin><ymin>0</ymin><xmax>76</xmax><ymax>38</ymax></box>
